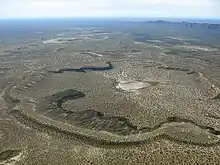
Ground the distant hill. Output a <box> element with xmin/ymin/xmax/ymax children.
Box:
<box><xmin>146</xmin><ymin>20</ymin><xmax>220</xmax><ymax>30</ymax></box>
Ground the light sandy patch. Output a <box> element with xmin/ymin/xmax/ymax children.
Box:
<box><xmin>116</xmin><ymin>80</ymin><xmax>149</xmax><ymax>92</ymax></box>
<box><xmin>167</xmin><ymin>36</ymin><xmax>200</xmax><ymax>41</ymax></box>
<box><xmin>178</xmin><ymin>45</ymin><xmax>217</xmax><ymax>51</ymax></box>
<box><xmin>87</xmin><ymin>52</ymin><xmax>103</xmax><ymax>57</ymax></box>
<box><xmin>42</xmin><ymin>38</ymin><xmax>77</xmax><ymax>44</ymax></box>
<box><xmin>133</xmin><ymin>41</ymin><xmax>145</xmax><ymax>44</ymax></box>
<box><xmin>36</xmin><ymin>32</ymin><xmax>44</xmax><ymax>34</ymax></box>
<box><xmin>152</xmin><ymin>45</ymin><xmax>163</xmax><ymax>49</ymax></box>
<box><xmin>102</xmin><ymin>36</ymin><xmax>110</xmax><ymax>39</ymax></box>
<box><xmin>146</xmin><ymin>40</ymin><xmax>164</xmax><ymax>43</ymax></box>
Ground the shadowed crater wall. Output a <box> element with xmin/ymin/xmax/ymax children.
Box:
<box><xmin>37</xmin><ymin>89</ymin><xmax>220</xmax><ymax>138</ymax></box>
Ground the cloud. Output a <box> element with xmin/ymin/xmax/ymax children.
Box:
<box><xmin>0</xmin><ymin>0</ymin><xmax>219</xmax><ymax>18</ymax></box>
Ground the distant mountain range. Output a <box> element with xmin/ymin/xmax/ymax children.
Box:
<box><xmin>146</xmin><ymin>20</ymin><xmax>220</xmax><ymax>30</ymax></box>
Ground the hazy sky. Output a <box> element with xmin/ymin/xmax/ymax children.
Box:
<box><xmin>1</xmin><ymin>0</ymin><xmax>220</xmax><ymax>19</ymax></box>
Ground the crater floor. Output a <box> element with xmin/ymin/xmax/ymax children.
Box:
<box><xmin>3</xmin><ymin>60</ymin><xmax>220</xmax><ymax>147</ymax></box>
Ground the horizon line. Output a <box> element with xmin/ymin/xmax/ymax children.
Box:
<box><xmin>1</xmin><ymin>16</ymin><xmax>220</xmax><ymax>20</ymax></box>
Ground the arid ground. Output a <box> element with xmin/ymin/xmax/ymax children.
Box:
<box><xmin>1</xmin><ymin>19</ymin><xmax>220</xmax><ymax>165</ymax></box>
